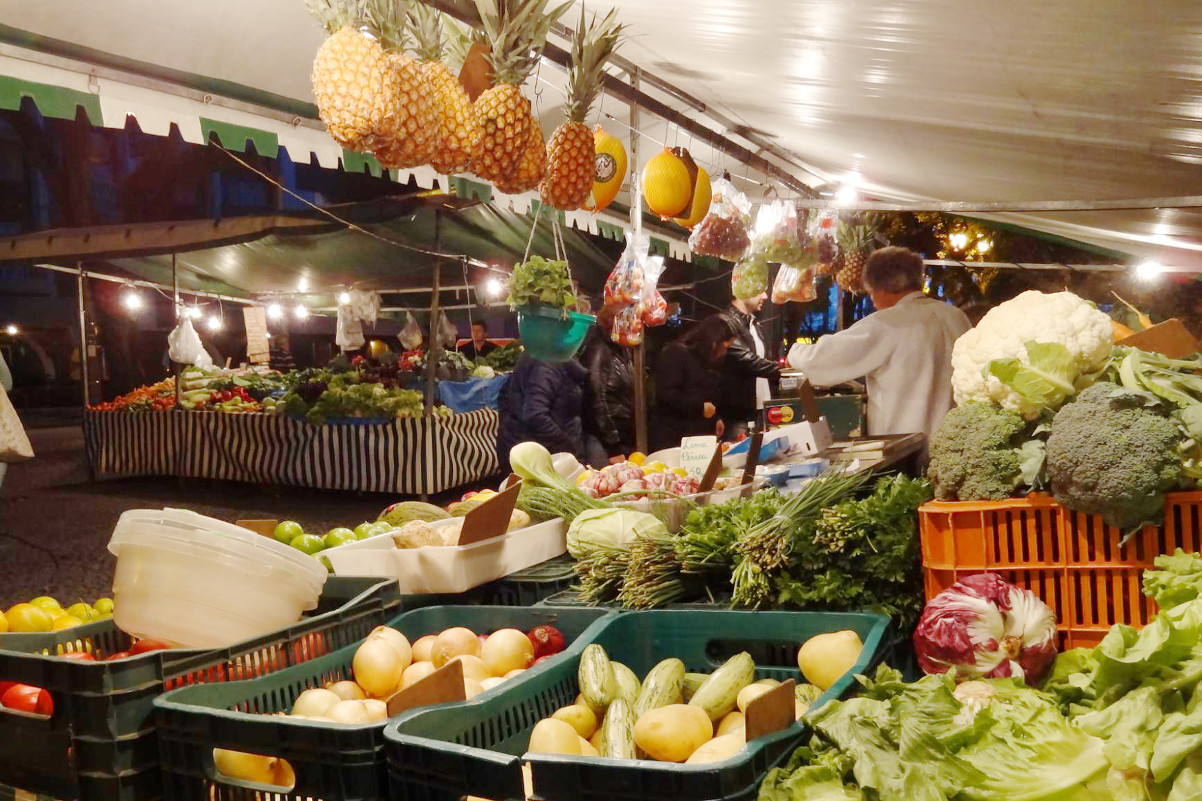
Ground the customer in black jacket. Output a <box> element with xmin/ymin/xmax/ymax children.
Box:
<box><xmin>496</xmin><ymin>354</ymin><xmax>587</xmax><ymax>472</ymax></box>
<box><xmin>581</xmin><ymin>313</ymin><xmax>634</xmax><ymax>466</ymax></box>
<box><xmin>653</xmin><ymin>317</ymin><xmax>737</xmax><ymax>451</ymax></box>
<box><xmin>713</xmin><ymin>291</ymin><xmax>783</xmax><ymax>437</ymax></box>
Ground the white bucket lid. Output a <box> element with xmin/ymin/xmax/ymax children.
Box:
<box><xmin>108</xmin><ymin>509</ymin><xmax>328</xmax><ymax>597</ymax></box>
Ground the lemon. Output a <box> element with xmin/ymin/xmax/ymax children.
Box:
<box><xmin>94</xmin><ymin>598</ymin><xmax>114</xmax><ymax>616</ymax></box>
<box><xmin>628</xmin><ymin>452</ymin><xmax>646</xmax><ymax>466</ymax></box>
<box><xmin>29</xmin><ymin>597</ymin><xmax>62</xmax><ymax>613</ymax></box>
<box><xmin>576</xmin><ymin>470</ymin><xmax>595</xmax><ymax>485</ymax></box>
<box><xmin>51</xmin><ymin>615</ymin><xmax>84</xmax><ymax>631</ymax></box>
<box><xmin>644</xmin><ymin>461</ymin><xmax>667</xmax><ymax>474</ymax></box>
<box><xmin>672</xmin><ymin>467</ymin><xmax>688</xmax><ymax>478</ymax></box>
<box><xmin>65</xmin><ymin>603</ymin><xmax>100</xmax><ymax>623</ymax></box>
<box><xmin>0</xmin><ymin>613</ymin><xmax>8</xmax><ymax>634</ymax></box>
<box><xmin>6</xmin><ymin>603</ymin><xmax>54</xmax><ymax>633</ymax></box>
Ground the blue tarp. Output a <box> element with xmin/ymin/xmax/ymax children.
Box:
<box><xmin>436</xmin><ymin>375</ymin><xmax>511</xmax><ymax>414</ymax></box>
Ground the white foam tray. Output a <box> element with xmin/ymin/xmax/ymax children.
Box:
<box><xmin>321</xmin><ymin>517</ymin><xmax>567</xmax><ymax>595</ymax></box>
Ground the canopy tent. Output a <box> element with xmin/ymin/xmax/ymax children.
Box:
<box><xmin>2</xmin><ymin>0</ymin><xmax>1202</xmax><ymax>275</ymax></box>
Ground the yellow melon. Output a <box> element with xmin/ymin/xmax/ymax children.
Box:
<box><xmin>672</xmin><ymin>167</ymin><xmax>711</xmax><ymax>229</ymax></box>
<box><xmin>641</xmin><ymin>149</ymin><xmax>694</xmax><ymax>219</ymax></box>
<box><xmin>591</xmin><ymin>127</ymin><xmax>627</xmax><ymax>212</ymax></box>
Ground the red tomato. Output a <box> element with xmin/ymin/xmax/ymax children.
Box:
<box><xmin>527</xmin><ymin>625</ymin><xmax>566</xmax><ymax>658</ymax></box>
<box><xmin>0</xmin><ymin>682</ymin><xmax>17</xmax><ymax>697</ymax></box>
<box><xmin>105</xmin><ymin>651</ymin><xmax>132</xmax><ymax>661</ymax></box>
<box><xmin>58</xmin><ymin>652</ymin><xmax>95</xmax><ymax>662</ymax></box>
<box><xmin>2</xmin><ymin>684</ymin><xmax>53</xmax><ymax>716</ymax></box>
<box><xmin>128</xmin><ymin>639</ymin><xmax>171</xmax><ymax>655</ymax></box>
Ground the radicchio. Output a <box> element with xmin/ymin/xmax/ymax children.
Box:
<box><xmin>913</xmin><ymin>573</ymin><xmax>1058</xmax><ymax>684</ymax></box>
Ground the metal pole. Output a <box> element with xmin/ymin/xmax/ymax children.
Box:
<box><xmin>76</xmin><ymin>263</ymin><xmax>89</xmax><ymax>409</ymax></box>
<box><xmin>425</xmin><ymin>211</ymin><xmax>442</xmax><ymax>419</ymax></box>
<box><xmin>629</xmin><ymin>68</ymin><xmax>648</xmax><ymax>454</ymax></box>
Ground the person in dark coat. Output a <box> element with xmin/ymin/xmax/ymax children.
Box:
<box><xmin>653</xmin><ymin>317</ymin><xmax>737</xmax><ymax>451</ymax></box>
<box><xmin>581</xmin><ymin>309</ymin><xmax>635</xmax><ymax>467</ymax></box>
<box><xmin>713</xmin><ymin>292</ymin><xmax>783</xmax><ymax>438</ymax></box>
<box><xmin>496</xmin><ymin>353</ymin><xmax>587</xmax><ymax>472</ymax></box>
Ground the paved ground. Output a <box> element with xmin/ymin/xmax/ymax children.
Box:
<box><xmin>0</xmin><ymin>426</ymin><xmax>473</xmax><ymax>607</ymax></box>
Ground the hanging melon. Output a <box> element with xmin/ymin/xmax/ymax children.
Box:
<box><xmin>641</xmin><ymin>148</ymin><xmax>697</xmax><ymax>219</ymax></box>
<box><xmin>590</xmin><ymin>126</ymin><xmax>627</xmax><ymax>212</ymax></box>
<box><xmin>672</xmin><ymin>167</ymin><xmax>711</xmax><ymax>229</ymax></box>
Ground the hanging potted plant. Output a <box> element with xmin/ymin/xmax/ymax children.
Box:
<box><xmin>507</xmin><ymin>213</ymin><xmax>595</xmax><ymax>361</ymax></box>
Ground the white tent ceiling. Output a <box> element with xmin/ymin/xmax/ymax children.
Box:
<box><xmin>3</xmin><ymin>0</ymin><xmax>1202</xmax><ymax>271</ymax></box>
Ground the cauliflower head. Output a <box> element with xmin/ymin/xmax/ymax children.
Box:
<box><xmin>951</xmin><ymin>291</ymin><xmax>1114</xmax><ymax>419</ymax></box>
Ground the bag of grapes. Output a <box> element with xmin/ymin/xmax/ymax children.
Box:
<box><xmin>732</xmin><ymin>253</ymin><xmax>769</xmax><ymax>300</ymax></box>
<box><xmin>749</xmin><ymin>199</ymin><xmax>806</xmax><ymax>265</ymax></box>
<box><xmin>812</xmin><ymin>209</ymin><xmax>841</xmax><ymax>276</ymax></box>
<box><xmin>689</xmin><ymin>176</ymin><xmax>752</xmax><ymax>260</ymax></box>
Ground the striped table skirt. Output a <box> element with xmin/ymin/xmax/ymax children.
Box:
<box><xmin>82</xmin><ymin>409</ymin><xmax>500</xmax><ymax>495</ymax></box>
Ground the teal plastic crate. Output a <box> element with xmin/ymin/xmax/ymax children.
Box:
<box><xmin>385</xmin><ymin>609</ymin><xmax>889</xmax><ymax>801</ymax></box>
<box><xmin>0</xmin><ymin>576</ymin><xmax>401</xmax><ymax>801</ymax></box>
<box><xmin>153</xmin><ymin>605</ymin><xmax>612</xmax><ymax>801</ymax></box>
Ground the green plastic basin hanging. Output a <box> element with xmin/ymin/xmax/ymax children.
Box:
<box><xmin>517</xmin><ymin>305</ymin><xmax>595</xmax><ymax>362</ymax></box>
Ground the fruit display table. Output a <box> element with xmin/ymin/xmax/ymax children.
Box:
<box><xmin>82</xmin><ymin>408</ymin><xmax>500</xmax><ymax>495</ymax></box>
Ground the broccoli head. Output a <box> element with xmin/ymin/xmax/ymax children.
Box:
<box><xmin>1045</xmin><ymin>381</ymin><xmax>1183</xmax><ymax>530</ymax></box>
<box><xmin>927</xmin><ymin>402</ymin><xmax>1036</xmax><ymax>500</ymax></box>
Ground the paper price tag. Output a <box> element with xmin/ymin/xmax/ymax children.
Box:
<box><xmin>456</xmin><ymin>481</ymin><xmax>520</xmax><ymax>545</ymax></box>
<box><xmin>680</xmin><ymin>435</ymin><xmax>718</xmax><ymax>479</ymax></box>
<box><xmin>386</xmin><ymin>658</ymin><xmax>465</xmax><ymax>717</ymax></box>
<box><xmin>745</xmin><ymin>678</ymin><xmax>796</xmax><ymax>741</ymax></box>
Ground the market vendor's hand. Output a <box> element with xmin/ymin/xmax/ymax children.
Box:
<box><xmin>715</xmin><ymin>418</ymin><xmax>726</xmax><ymax>438</ymax></box>
<box><xmin>703</xmin><ymin>402</ymin><xmax>716</xmax><ymax>419</ymax></box>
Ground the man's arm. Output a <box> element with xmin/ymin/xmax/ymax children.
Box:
<box><xmin>725</xmin><ymin>343</ymin><xmax>781</xmax><ymax>379</ymax></box>
<box><xmin>787</xmin><ymin>319</ymin><xmax>886</xmax><ymax>386</ymax></box>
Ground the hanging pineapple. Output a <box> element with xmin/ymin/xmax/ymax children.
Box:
<box><xmin>365</xmin><ymin>0</ymin><xmax>438</xmax><ymax>170</ymax></box>
<box><xmin>835</xmin><ymin>220</ymin><xmax>878</xmax><ymax>294</ymax></box>
<box><xmin>410</xmin><ymin>6</ymin><xmax>479</xmax><ymax>175</ymax></box>
<box><xmin>305</xmin><ymin>0</ymin><xmax>400</xmax><ymax>153</ymax></box>
<box><xmin>469</xmin><ymin>0</ymin><xmax>572</xmax><ymax>183</ymax></box>
<box><xmin>494</xmin><ymin>117</ymin><xmax>547</xmax><ymax>194</ymax></box>
<box><xmin>540</xmin><ymin>7</ymin><xmax>624</xmax><ymax>211</ymax></box>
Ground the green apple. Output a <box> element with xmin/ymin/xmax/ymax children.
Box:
<box><xmin>274</xmin><ymin>520</ymin><xmax>305</xmax><ymax>544</ymax></box>
<box><xmin>94</xmin><ymin>598</ymin><xmax>114</xmax><ymax>616</ymax></box>
<box><xmin>353</xmin><ymin>522</ymin><xmax>375</xmax><ymax>539</ymax></box>
<box><xmin>324</xmin><ymin>529</ymin><xmax>355</xmax><ymax>549</ymax></box>
<box><xmin>369</xmin><ymin>521</ymin><xmax>394</xmax><ymax>536</ymax></box>
<box><xmin>29</xmin><ymin>596</ymin><xmax>62</xmax><ymax>612</ymax></box>
<box><xmin>289</xmin><ymin>534</ymin><xmax>327</xmax><ymax>556</ymax></box>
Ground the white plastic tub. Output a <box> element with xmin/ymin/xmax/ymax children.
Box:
<box><xmin>107</xmin><ymin>509</ymin><xmax>328</xmax><ymax>648</ymax></box>
<box><xmin>321</xmin><ymin>517</ymin><xmax>568</xmax><ymax>595</ymax></box>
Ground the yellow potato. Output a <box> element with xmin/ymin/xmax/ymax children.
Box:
<box><xmin>685</xmin><ymin>731</ymin><xmax>746</xmax><ymax>765</ymax></box>
<box><xmin>528</xmin><ymin>718</ymin><xmax>582</xmax><ymax>756</ymax></box>
<box><xmin>578</xmin><ymin>736</ymin><xmax>600</xmax><ymax>757</ymax></box>
<box><xmin>736</xmin><ymin>683</ymin><xmax>773</xmax><ymax>714</ymax></box>
<box><xmin>552</xmin><ymin>705</ymin><xmax>599</xmax><ymax>739</ymax></box>
<box><xmin>716</xmin><ymin>711</ymin><xmax>746</xmax><ymax>737</ymax></box>
<box><xmin>633</xmin><ymin>704</ymin><xmax>712</xmax><ymax>763</ymax></box>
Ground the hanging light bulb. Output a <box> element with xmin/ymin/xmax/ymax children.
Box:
<box><xmin>3</xmin><ymin>324</ymin><xmax>18</xmax><ymax>336</ymax></box>
<box><xmin>266</xmin><ymin>302</ymin><xmax>283</xmax><ymax>320</ymax></box>
<box><xmin>183</xmin><ymin>306</ymin><xmax>203</xmax><ymax>320</ymax></box>
<box><xmin>484</xmin><ymin>277</ymin><xmax>505</xmax><ymax>299</ymax></box>
<box><xmin>1135</xmin><ymin>261</ymin><xmax>1165</xmax><ymax>282</ymax></box>
<box><xmin>206</xmin><ymin>315</ymin><xmax>224</xmax><ymax>331</ymax></box>
<box><xmin>122</xmin><ymin>288</ymin><xmax>144</xmax><ymax>312</ymax></box>
<box><xmin>948</xmin><ymin>232</ymin><xmax>969</xmax><ymax>251</ymax></box>
<box><xmin>338</xmin><ymin>291</ymin><xmax>352</xmax><ymax>305</ymax></box>
<box><xmin>976</xmin><ymin>238</ymin><xmax>993</xmax><ymax>254</ymax></box>
<box><xmin>294</xmin><ymin>304</ymin><xmax>310</xmax><ymax>320</ymax></box>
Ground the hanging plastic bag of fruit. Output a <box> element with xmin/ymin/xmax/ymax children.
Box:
<box><xmin>812</xmin><ymin>209</ymin><xmax>841</xmax><ymax>276</ymax></box>
<box><xmin>689</xmin><ymin>176</ymin><xmax>752</xmax><ymax>261</ymax></box>
<box><xmin>398</xmin><ymin>311</ymin><xmax>424</xmax><ymax>351</ymax></box>
<box><xmin>640</xmin><ymin>252</ymin><xmax>669</xmax><ymax>327</ymax></box>
<box><xmin>611</xmin><ymin>304</ymin><xmax>646</xmax><ymax>346</ymax></box>
<box><xmin>772</xmin><ymin>263</ymin><xmax>819</xmax><ymax>305</ymax></box>
<box><xmin>732</xmin><ymin>253</ymin><xmax>770</xmax><ymax>300</ymax></box>
<box><xmin>749</xmin><ymin>198</ymin><xmax>806</xmax><ymax>265</ymax></box>
<box><xmin>603</xmin><ymin>233</ymin><xmax>647</xmax><ymax>308</ymax></box>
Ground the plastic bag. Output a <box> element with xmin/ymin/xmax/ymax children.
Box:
<box><xmin>812</xmin><ymin>209</ymin><xmax>841</xmax><ymax>276</ymax></box>
<box><xmin>436</xmin><ymin>311</ymin><xmax>459</xmax><ymax>351</ymax></box>
<box><xmin>732</xmin><ymin>253</ymin><xmax>769</xmax><ymax>300</ymax></box>
<box><xmin>611</xmin><ymin>305</ymin><xmax>645</xmax><ymax>347</ymax></box>
<box><xmin>604</xmin><ymin>234</ymin><xmax>646</xmax><ymax>308</ymax></box>
<box><xmin>640</xmin><ymin>253</ymin><xmax>668</xmax><ymax>327</ymax></box>
<box><xmin>336</xmin><ymin>306</ymin><xmax>365</xmax><ymax>351</ymax></box>
<box><xmin>167</xmin><ymin>319</ymin><xmax>213</xmax><ymax>369</ymax></box>
<box><xmin>399</xmin><ymin>311</ymin><xmax>424</xmax><ymax>351</ymax></box>
<box><xmin>689</xmin><ymin>177</ymin><xmax>751</xmax><ymax>260</ymax></box>
<box><xmin>749</xmin><ymin>200</ymin><xmax>806</xmax><ymax>265</ymax></box>
<box><xmin>772</xmin><ymin>263</ymin><xmax>818</xmax><ymax>304</ymax></box>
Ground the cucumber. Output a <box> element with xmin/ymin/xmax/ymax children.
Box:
<box><xmin>633</xmin><ymin>658</ymin><xmax>685</xmax><ymax>719</ymax></box>
<box><xmin>681</xmin><ymin>672</ymin><xmax>709</xmax><ymax>702</ymax></box>
<box><xmin>611</xmin><ymin>662</ymin><xmax>641</xmax><ymax>706</ymax></box>
<box><xmin>578</xmin><ymin>644</ymin><xmax>618</xmax><ymax>711</ymax></box>
<box><xmin>689</xmin><ymin>652</ymin><xmax>755</xmax><ymax>721</ymax></box>
<box><xmin>599</xmin><ymin>697</ymin><xmax>635</xmax><ymax>759</ymax></box>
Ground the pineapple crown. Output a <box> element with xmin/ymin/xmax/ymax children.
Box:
<box><xmin>564</xmin><ymin>6</ymin><xmax>624</xmax><ymax>123</ymax></box>
<box><xmin>408</xmin><ymin>3</ymin><xmax>444</xmax><ymax>62</ymax></box>
<box><xmin>363</xmin><ymin>0</ymin><xmax>410</xmax><ymax>51</ymax></box>
<box><xmin>304</xmin><ymin>0</ymin><xmax>369</xmax><ymax>35</ymax></box>
<box><xmin>472</xmin><ymin>0</ymin><xmax>574</xmax><ymax>85</ymax></box>
<box><xmin>837</xmin><ymin>219</ymin><xmax>879</xmax><ymax>252</ymax></box>
<box><xmin>441</xmin><ymin>14</ymin><xmax>479</xmax><ymax>71</ymax></box>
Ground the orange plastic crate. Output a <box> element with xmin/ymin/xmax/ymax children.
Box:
<box><xmin>920</xmin><ymin>492</ymin><xmax>1202</xmax><ymax>650</ymax></box>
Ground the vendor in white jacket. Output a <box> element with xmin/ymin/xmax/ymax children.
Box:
<box><xmin>787</xmin><ymin>247</ymin><xmax>971</xmax><ymax>444</ymax></box>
